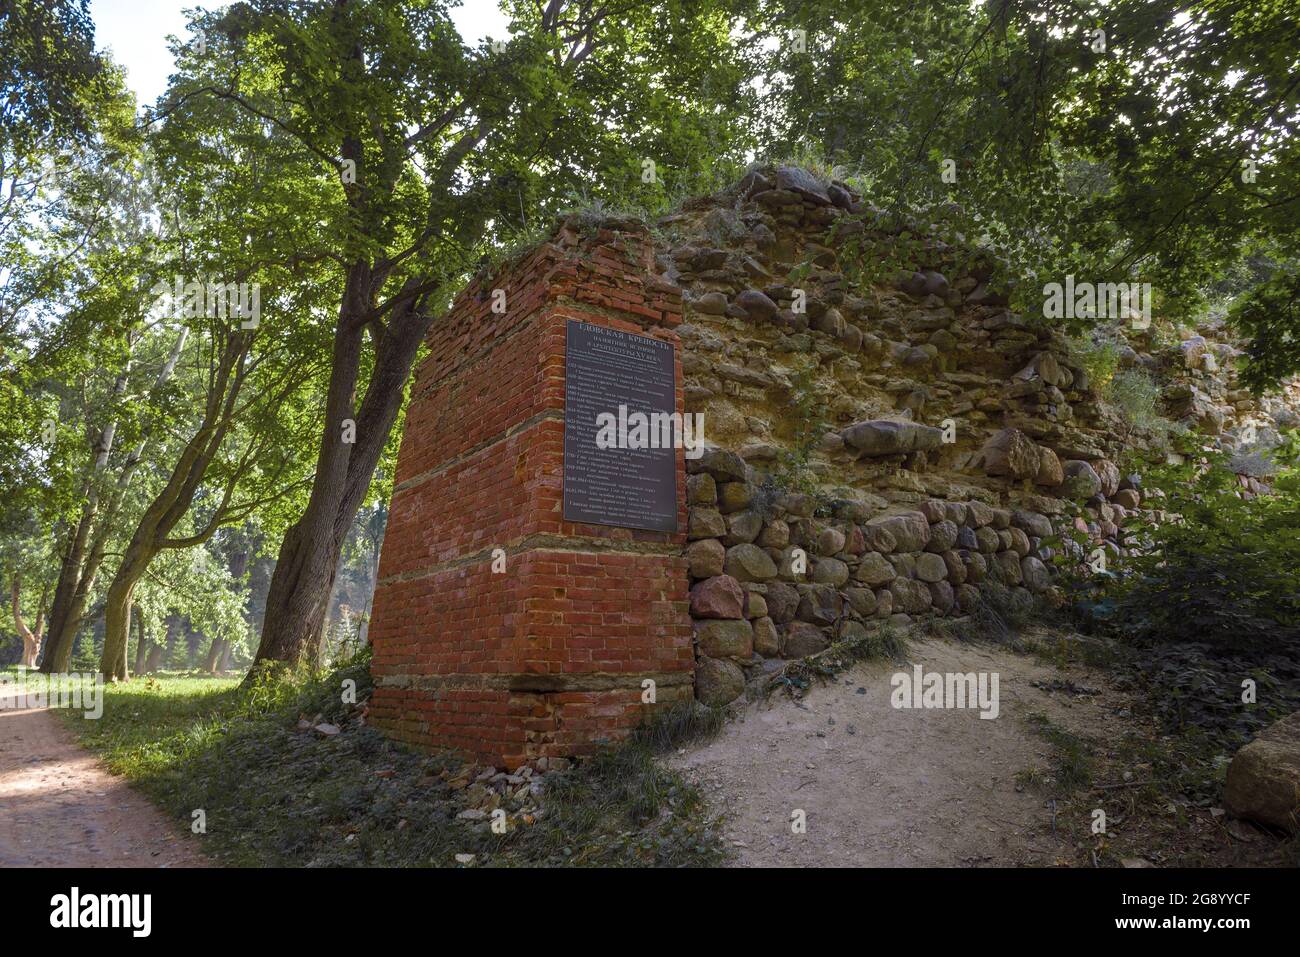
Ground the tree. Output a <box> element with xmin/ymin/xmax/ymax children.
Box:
<box><xmin>9</xmin><ymin>572</ymin><xmax>47</xmax><ymax>667</ymax></box>
<box><xmin>149</xmin><ymin>0</ymin><xmax>757</xmax><ymax>670</ymax></box>
<box><xmin>756</xmin><ymin>0</ymin><xmax>1300</xmax><ymax>368</ymax></box>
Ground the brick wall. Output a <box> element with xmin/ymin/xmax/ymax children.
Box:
<box><xmin>368</xmin><ymin>223</ymin><xmax>694</xmax><ymax>768</ymax></box>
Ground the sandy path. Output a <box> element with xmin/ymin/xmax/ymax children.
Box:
<box><xmin>673</xmin><ymin>637</ymin><xmax>1120</xmax><ymax>867</ymax></box>
<box><xmin>0</xmin><ymin>692</ymin><xmax>207</xmax><ymax>868</ymax></box>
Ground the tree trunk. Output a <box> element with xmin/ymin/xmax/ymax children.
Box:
<box><xmin>144</xmin><ymin>643</ymin><xmax>162</xmax><ymax>673</ymax></box>
<box><xmin>202</xmin><ymin>637</ymin><xmax>224</xmax><ymax>673</ymax></box>
<box><xmin>253</xmin><ymin>272</ymin><xmax>434</xmax><ymax>669</ymax></box>
<box><xmin>256</xmin><ymin>519</ymin><xmax>342</xmax><ymax>669</ymax></box>
<box><xmin>100</xmin><ymin>538</ymin><xmax>151</xmax><ymax>681</ymax></box>
<box><xmin>101</xmin><ymin>574</ymin><xmax>136</xmax><ymax>681</ymax></box>
<box><xmin>11</xmin><ymin>575</ymin><xmax>41</xmax><ymax>668</ymax></box>
<box><xmin>132</xmin><ymin>603</ymin><xmax>149</xmax><ymax>675</ymax></box>
<box><xmin>98</xmin><ymin>334</ymin><xmax>246</xmax><ymax>680</ymax></box>
<box><xmin>40</xmin><ymin>507</ymin><xmax>96</xmax><ymax>672</ymax></box>
<box><xmin>41</xmin><ymin>328</ymin><xmax>188</xmax><ymax>673</ymax></box>
<box><xmin>133</xmin><ymin>639</ymin><xmax>150</xmax><ymax>675</ymax></box>
<box><xmin>217</xmin><ymin>639</ymin><xmax>235</xmax><ymax>673</ymax></box>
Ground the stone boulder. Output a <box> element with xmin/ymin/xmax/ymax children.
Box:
<box><xmin>1035</xmin><ymin>447</ymin><xmax>1064</xmax><ymax>486</ymax></box>
<box><xmin>687</xmin><ymin>539</ymin><xmax>725</xmax><ymax>578</ymax></box>
<box><xmin>811</xmin><ymin>557</ymin><xmax>850</xmax><ymax>586</ymax></box>
<box><xmin>774</xmin><ymin>165</ymin><xmax>831</xmax><ymax>204</ymax></box>
<box><xmin>855</xmin><ymin>551</ymin><xmax>898</xmax><ymax>586</ymax></box>
<box><xmin>716</xmin><ymin>481</ymin><xmax>753</xmax><ymax>513</ymax></box>
<box><xmin>842</xmin><ymin>419</ymin><xmax>944</xmax><ymax>456</ymax></box>
<box><xmin>866</xmin><ymin>512</ymin><xmax>931</xmax><ymax>553</ymax></box>
<box><xmin>1113</xmin><ymin>488</ymin><xmax>1141</xmax><ymax>510</ymax></box>
<box><xmin>1224</xmin><ymin>711</ymin><xmax>1300</xmax><ymax>833</ymax></box>
<box><xmin>688</xmin><ymin>507</ymin><xmax>726</xmax><ymax>540</ymax></box>
<box><xmin>694</xmin><ymin>618</ymin><xmax>753</xmax><ymax>658</ymax></box>
<box><xmin>783</xmin><ymin>621</ymin><xmax>830</xmax><ymax>658</ymax></box>
<box><xmin>925</xmin><ymin>520</ymin><xmax>959</xmax><ymax>553</ymax></box>
<box><xmin>1180</xmin><ymin>336</ymin><xmax>1208</xmax><ymax>369</ymax></box>
<box><xmin>1011</xmin><ymin>510</ymin><xmax>1053</xmax><ymax>539</ymax></box>
<box><xmin>752</xmin><ymin>617</ymin><xmax>780</xmax><ymax>657</ymax></box>
<box><xmin>724</xmin><ymin>543</ymin><xmax>778</xmax><ymax>582</ymax></box>
<box><xmin>765</xmin><ymin>582</ymin><xmax>800</xmax><ymax>623</ymax></box>
<box><xmin>723</xmin><ymin>510</ymin><xmax>762</xmax><ymax>545</ymax></box>
<box><xmin>691</xmin><ymin>291</ymin><xmax>728</xmax><ymax>315</ymax></box>
<box><xmin>1014</xmin><ymin>352</ymin><xmax>1069</xmax><ymax>388</ymax></box>
<box><xmin>861</xmin><ymin>522</ymin><xmax>897</xmax><ymax>553</ymax></box>
<box><xmin>796</xmin><ymin>584</ymin><xmax>842</xmax><ymax>625</ymax></box>
<box><xmin>915</xmin><ymin>553</ymin><xmax>948</xmax><ymax>583</ymax></box>
<box><xmin>1094</xmin><ymin>458</ymin><xmax>1121</xmax><ymax>497</ymax></box>
<box><xmin>977</xmin><ymin>428</ymin><xmax>1041</xmax><ymax>480</ymax></box>
<box><xmin>688</xmin><ymin>447</ymin><xmax>747</xmax><ymax>482</ymax></box>
<box><xmin>965</xmin><ymin>501</ymin><xmax>994</xmax><ymax>528</ymax></box>
<box><xmin>736</xmin><ymin>289</ymin><xmax>779</xmax><ymax>322</ymax></box>
<box><xmin>695</xmin><ymin>656</ymin><xmax>745</xmax><ymax>706</ymax></box>
<box><xmin>889</xmin><ymin>578</ymin><xmax>933</xmax><ymax>614</ymax></box>
<box><xmin>815</xmin><ymin>526</ymin><xmax>847</xmax><ymax>556</ymax></box>
<box><xmin>928</xmin><ymin>580</ymin><xmax>955</xmax><ymax>613</ymax></box>
<box><xmin>844</xmin><ymin>587</ymin><xmax>878</xmax><ymax>617</ymax></box>
<box><xmin>689</xmin><ymin>575</ymin><xmax>745</xmax><ymax>619</ymax></box>
<box><xmin>1020</xmin><ymin>556</ymin><xmax>1051</xmax><ymax>592</ymax></box>
<box><xmin>1062</xmin><ymin>460</ymin><xmax>1103</xmax><ymax>499</ymax></box>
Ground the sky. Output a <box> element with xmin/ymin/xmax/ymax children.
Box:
<box><xmin>88</xmin><ymin>0</ymin><xmax>513</xmax><ymax>108</ymax></box>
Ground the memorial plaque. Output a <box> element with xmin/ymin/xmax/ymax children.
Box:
<box><xmin>563</xmin><ymin>320</ymin><xmax>678</xmax><ymax>531</ymax></box>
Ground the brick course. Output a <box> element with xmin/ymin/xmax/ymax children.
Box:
<box><xmin>368</xmin><ymin>225</ymin><xmax>692</xmax><ymax>768</ymax></box>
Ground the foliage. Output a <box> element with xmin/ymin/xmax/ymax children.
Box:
<box><xmin>754</xmin><ymin>0</ymin><xmax>1300</xmax><ymax>383</ymax></box>
<box><xmin>1078</xmin><ymin>457</ymin><xmax>1300</xmax><ymax>651</ymax></box>
<box><xmin>1070</xmin><ymin>338</ymin><xmax>1119</xmax><ymax>394</ymax></box>
<box><xmin>1105</xmin><ymin>368</ymin><xmax>1184</xmax><ymax>447</ymax></box>
<box><xmin>1023</xmin><ymin>711</ymin><xmax>1096</xmax><ymax>794</ymax></box>
<box><xmin>1230</xmin><ymin>270</ymin><xmax>1300</xmax><ymax>395</ymax></box>
<box><xmin>766</xmin><ymin>623</ymin><xmax>907</xmax><ymax>697</ymax></box>
<box><xmin>768</xmin><ymin>362</ymin><xmax>830</xmax><ymax>494</ymax></box>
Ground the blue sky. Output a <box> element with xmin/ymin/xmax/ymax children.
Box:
<box><xmin>89</xmin><ymin>0</ymin><xmax>512</xmax><ymax>107</ymax></box>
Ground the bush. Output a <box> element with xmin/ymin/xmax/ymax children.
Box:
<box><xmin>1109</xmin><ymin>367</ymin><xmax>1179</xmax><ymax>438</ymax></box>
<box><xmin>1071</xmin><ymin>337</ymin><xmax>1119</xmax><ymax>393</ymax></box>
<box><xmin>1083</xmin><ymin>457</ymin><xmax>1300</xmax><ymax>650</ymax></box>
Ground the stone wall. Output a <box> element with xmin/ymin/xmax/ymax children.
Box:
<box><xmin>370</xmin><ymin>163</ymin><xmax>1300</xmax><ymax>758</ymax></box>
<box><xmin>655</xmin><ymin>165</ymin><xmax>1297</xmax><ymax>708</ymax></box>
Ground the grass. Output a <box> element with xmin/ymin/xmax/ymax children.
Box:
<box><xmin>1023</xmin><ymin>711</ymin><xmax>1096</xmax><ymax>794</ymax></box>
<box><xmin>55</xmin><ymin>653</ymin><xmax>727</xmax><ymax>868</ymax></box>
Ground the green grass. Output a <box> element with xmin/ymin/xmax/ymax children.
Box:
<box><xmin>56</xmin><ymin>654</ymin><xmax>727</xmax><ymax>868</ymax></box>
<box><xmin>62</xmin><ymin>673</ymin><xmax>242</xmax><ymax>765</ymax></box>
<box><xmin>1024</xmin><ymin>711</ymin><xmax>1096</xmax><ymax>793</ymax></box>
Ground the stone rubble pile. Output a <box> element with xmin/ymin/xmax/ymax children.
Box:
<box><xmin>616</xmin><ymin>163</ymin><xmax>1300</xmax><ymax>707</ymax></box>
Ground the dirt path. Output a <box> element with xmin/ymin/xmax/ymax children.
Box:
<box><xmin>0</xmin><ymin>691</ymin><xmax>207</xmax><ymax>868</ymax></box>
<box><xmin>672</xmin><ymin>637</ymin><xmax>1124</xmax><ymax>867</ymax></box>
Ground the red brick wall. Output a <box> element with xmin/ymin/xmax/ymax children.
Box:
<box><xmin>368</xmin><ymin>225</ymin><xmax>694</xmax><ymax>768</ymax></box>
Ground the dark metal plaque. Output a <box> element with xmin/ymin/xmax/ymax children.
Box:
<box><xmin>563</xmin><ymin>320</ymin><xmax>678</xmax><ymax>532</ymax></box>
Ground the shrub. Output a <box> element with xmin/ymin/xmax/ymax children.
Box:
<box><xmin>1084</xmin><ymin>457</ymin><xmax>1300</xmax><ymax>651</ymax></box>
<box><xmin>1071</xmin><ymin>337</ymin><xmax>1119</xmax><ymax>393</ymax></box>
<box><xmin>1107</xmin><ymin>367</ymin><xmax>1185</xmax><ymax>446</ymax></box>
